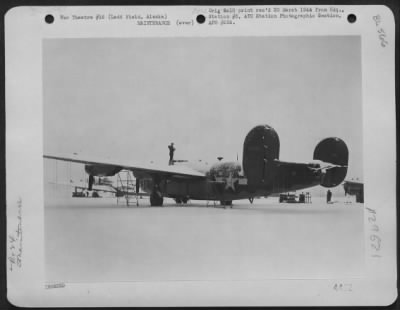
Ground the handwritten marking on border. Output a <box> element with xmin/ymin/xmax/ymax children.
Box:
<box><xmin>333</xmin><ymin>283</ymin><xmax>353</xmax><ymax>292</ymax></box>
<box><xmin>373</xmin><ymin>15</ymin><xmax>388</xmax><ymax>47</ymax></box>
<box><xmin>366</xmin><ymin>207</ymin><xmax>381</xmax><ymax>258</ymax></box>
<box><xmin>8</xmin><ymin>197</ymin><xmax>23</xmax><ymax>272</ymax></box>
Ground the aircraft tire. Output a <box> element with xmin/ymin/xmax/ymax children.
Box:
<box><xmin>175</xmin><ymin>198</ymin><xmax>182</xmax><ymax>204</ymax></box>
<box><xmin>150</xmin><ymin>194</ymin><xmax>164</xmax><ymax>206</ymax></box>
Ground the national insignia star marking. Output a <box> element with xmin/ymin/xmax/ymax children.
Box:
<box><xmin>225</xmin><ymin>172</ymin><xmax>238</xmax><ymax>191</ymax></box>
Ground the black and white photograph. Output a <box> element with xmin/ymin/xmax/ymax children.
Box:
<box><xmin>43</xmin><ymin>36</ymin><xmax>364</xmax><ymax>282</ymax></box>
<box><xmin>5</xmin><ymin>5</ymin><xmax>396</xmax><ymax>307</ymax></box>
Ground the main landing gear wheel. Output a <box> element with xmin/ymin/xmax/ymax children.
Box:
<box><xmin>175</xmin><ymin>197</ymin><xmax>189</xmax><ymax>205</ymax></box>
<box><xmin>150</xmin><ymin>192</ymin><xmax>164</xmax><ymax>206</ymax></box>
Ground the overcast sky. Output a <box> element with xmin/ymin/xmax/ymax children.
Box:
<box><xmin>43</xmin><ymin>36</ymin><xmax>362</xmax><ymax>182</ymax></box>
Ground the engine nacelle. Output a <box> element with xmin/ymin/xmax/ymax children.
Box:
<box><xmin>242</xmin><ymin>125</ymin><xmax>280</xmax><ymax>188</ymax></box>
<box><xmin>313</xmin><ymin>137</ymin><xmax>348</xmax><ymax>187</ymax></box>
<box><xmin>84</xmin><ymin>164</ymin><xmax>122</xmax><ymax>177</ymax></box>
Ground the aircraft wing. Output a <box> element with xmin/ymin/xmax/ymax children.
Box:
<box><xmin>43</xmin><ymin>153</ymin><xmax>206</xmax><ymax>179</ymax></box>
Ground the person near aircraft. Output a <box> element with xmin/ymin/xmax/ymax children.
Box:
<box><xmin>327</xmin><ymin>189</ymin><xmax>332</xmax><ymax>203</ymax></box>
<box><xmin>299</xmin><ymin>192</ymin><xmax>305</xmax><ymax>203</ymax></box>
<box><xmin>168</xmin><ymin>143</ymin><xmax>175</xmax><ymax>165</ymax></box>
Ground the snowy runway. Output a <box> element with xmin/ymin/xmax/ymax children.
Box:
<box><xmin>45</xmin><ymin>196</ymin><xmax>364</xmax><ymax>283</ymax></box>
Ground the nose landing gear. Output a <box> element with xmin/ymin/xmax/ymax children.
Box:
<box><xmin>150</xmin><ymin>191</ymin><xmax>164</xmax><ymax>206</ymax></box>
<box><xmin>150</xmin><ymin>183</ymin><xmax>164</xmax><ymax>206</ymax></box>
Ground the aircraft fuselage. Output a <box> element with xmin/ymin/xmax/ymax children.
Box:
<box><xmin>139</xmin><ymin>160</ymin><xmax>322</xmax><ymax>202</ymax></box>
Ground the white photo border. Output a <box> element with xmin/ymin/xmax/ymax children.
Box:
<box><xmin>5</xmin><ymin>5</ymin><xmax>397</xmax><ymax>306</ymax></box>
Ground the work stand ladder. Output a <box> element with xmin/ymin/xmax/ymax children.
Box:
<box><xmin>116</xmin><ymin>170</ymin><xmax>139</xmax><ymax>206</ymax></box>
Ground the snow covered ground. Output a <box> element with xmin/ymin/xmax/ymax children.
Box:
<box><xmin>45</xmin><ymin>192</ymin><xmax>364</xmax><ymax>283</ymax></box>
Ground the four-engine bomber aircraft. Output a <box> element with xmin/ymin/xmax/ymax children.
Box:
<box><xmin>44</xmin><ymin>124</ymin><xmax>349</xmax><ymax>206</ymax></box>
